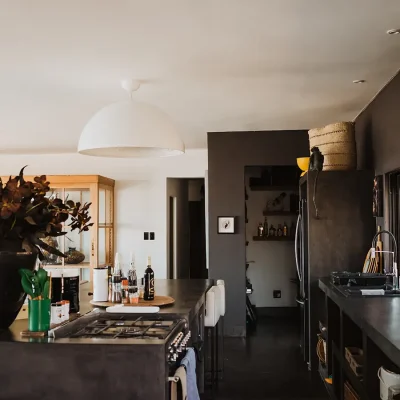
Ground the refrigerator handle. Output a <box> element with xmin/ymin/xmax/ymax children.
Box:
<box><xmin>295</xmin><ymin>213</ymin><xmax>302</xmax><ymax>281</ymax></box>
<box><xmin>295</xmin><ymin>298</ymin><xmax>305</xmax><ymax>305</ymax></box>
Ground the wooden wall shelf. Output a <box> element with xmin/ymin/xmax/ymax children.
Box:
<box><xmin>263</xmin><ymin>211</ymin><xmax>298</xmax><ymax>216</ymax></box>
<box><xmin>253</xmin><ymin>236</ymin><xmax>294</xmax><ymax>242</ymax></box>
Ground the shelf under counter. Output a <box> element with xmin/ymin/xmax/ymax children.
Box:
<box><xmin>319</xmin><ymin>278</ymin><xmax>400</xmax><ymax>400</ymax></box>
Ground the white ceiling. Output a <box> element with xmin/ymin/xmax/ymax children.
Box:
<box><xmin>0</xmin><ymin>0</ymin><xmax>399</xmax><ymax>154</ymax></box>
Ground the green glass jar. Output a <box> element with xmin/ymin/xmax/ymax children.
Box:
<box><xmin>28</xmin><ymin>299</ymin><xmax>51</xmax><ymax>332</ymax></box>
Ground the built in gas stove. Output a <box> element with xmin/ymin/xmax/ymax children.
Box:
<box><xmin>50</xmin><ymin>309</ymin><xmax>188</xmax><ymax>345</ymax></box>
<box><xmin>70</xmin><ymin>317</ymin><xmax>179</xmax><ymax>340</ymax></box>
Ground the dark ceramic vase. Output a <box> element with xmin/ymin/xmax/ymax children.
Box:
<box><xmin>0</xmin><ymin>251</ymin><xmax>37</xmax><ymax>329</ymax></box>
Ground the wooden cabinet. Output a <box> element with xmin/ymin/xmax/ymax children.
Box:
<box><xmin>1</xmin><ymin>174</ymin><xmax>115</xmax><ymax>282</ymax></box>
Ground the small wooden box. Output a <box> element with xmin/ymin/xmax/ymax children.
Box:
<box><xmin>345</xmin><ymin>347</ymin><xmax>363</xmax><ymax>377</ymax></box>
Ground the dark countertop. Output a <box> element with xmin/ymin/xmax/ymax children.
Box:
<box><xmin>1</xmin><ymin>278</ymin><xmax>213</xmax><ymax>343</ymax></box>
<box><xmin>319</xmin><ymin>278</ymin><xmax>400</xmax><ymax>367</ymax></box>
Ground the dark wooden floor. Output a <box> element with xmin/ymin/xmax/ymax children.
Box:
<box><xmin>207</xmin><ymin>317</ymin><xmax>328</xmax><ymax>400</ymax></box>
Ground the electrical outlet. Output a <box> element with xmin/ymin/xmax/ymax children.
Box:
<box><xmin>144</xmin><ymin>232</ymin><xmax>149</xmax><ymax>240</ymax></box>
<box><xmin>273</xmin><ymin>290</ymin><xmax>281</xmax><ymax>299</ymax></box>
<box><xmin>150</xmin><ymin>232</ymin><xmax>155</xmax><ymax>240</ymax></box>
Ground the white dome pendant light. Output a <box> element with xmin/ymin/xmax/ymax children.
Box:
<box><xmin>78</xmin><ymin>79</ymin><xmax>185</xmax><ymax>157</ymax></box>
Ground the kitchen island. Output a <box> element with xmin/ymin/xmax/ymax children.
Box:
<box><xmin>0</xmin><ymin>279</ymin><xmax>213</xmax><ymax>400</ymax></box>
<box><xmin>318</xmin><ymin>278</ymin><xmax>400</xmax><ymax>400</ymax></box>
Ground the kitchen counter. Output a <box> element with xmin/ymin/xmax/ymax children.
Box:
<box><xmin>1</xmin><ymin>278</ymin><xmax>213</xmax><ymax>342</ymax></box>
<box><xmin>319</xmin><ymin>277</ymin><xmax>400</xmax><ymax>367</ymax></box>
<box><xmin>0</xmin><ymin>279</ymin><xmax>213</xmax><ymax>400</ymax></box>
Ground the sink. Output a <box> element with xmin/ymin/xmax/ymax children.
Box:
<box><xmin>334</xmin><ymin>285</ymin><xmax>400</xmax><ymax>297</ymax></box>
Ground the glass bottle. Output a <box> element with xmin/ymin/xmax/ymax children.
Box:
<box><xmin>114</xmin><ymin>253</ymin><xmax>122</xmax><ymax>277</ymax></box>
<box><xmin>144</xmin><ymin>256</ymin><xmax>155</xmax><ymax>301</ymax></box>
<box><xmin>111</xmin><ymin>274</ymin><xmax>122</xmax><ymax>303</ymax></box>
<box><xmin>269</xmin><ymin>225</ymin><xmax>275</xmax><ymax>237</ymax></box>
<box><xmin>138</xmin><ymin>278</ymin><xmax>145</xmax><ymax>299</ymax></box>
<box><xmin>257</xmin><ymin>223</ymin><xmax>264</xmax><ymax>237</ymax></box>
<box><xmin>263</xmin><ymin>217</ymin><xmax>268</xmax><ymax>237</ymax></box>
<box><xmin>277</xmin><ymin>224</ymin><xmax>283</xmax><ymax>237</ymax></box>
<box><xmin>128</xmin><ymin>252</ymin><xmax>138</xmax><ymax>289</ymax></box>
<box><xmin>283</xmin><ymin>222</ymin><xmax>288</xmax><ymax>237</ymax></box>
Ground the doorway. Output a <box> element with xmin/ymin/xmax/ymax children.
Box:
<box><xmin>244</xmin><ymin>166</ymin><xmax>299</xmax><ymax>329</ymax></box>
<box><xmin>167</xmin><ymin>178</ymin><xmax>207</xmax><ymax>279</ymax></box>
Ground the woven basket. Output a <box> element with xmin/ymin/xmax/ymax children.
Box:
<box><xmin>308</xmin><ymin>122</ymin><xmax>356</xmax><ymax>171</ymax></box>
<box><xmin>317</xmin><ymin>335</ymin><xmax>326</xmax><ymax>364</ymax></box>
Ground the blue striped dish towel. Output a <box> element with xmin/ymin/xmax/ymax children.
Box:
<box><xmin>180</xmin><ymin>347</ymin><xmax>200</xmax><ymax>400</ymax></box>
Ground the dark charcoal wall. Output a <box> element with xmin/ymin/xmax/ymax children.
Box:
<box><xmin>207</xmin><ymin>131</ymin><xmax>309</xmax><ymax>336</ymax></box>
<box><xmin>355</xmin><ymin>71</ymin><xmax>400</xmax><ymax>173</ymax></box>
<box><xmin>355</xmin><ymin>70</ymin><xmax>400</xmax><ymax>228</ymax></box>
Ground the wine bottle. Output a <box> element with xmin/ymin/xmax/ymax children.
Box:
<box><xmin>144</xmin><ymin>256</ymin><xmax>155</xmax><ymax>301</ymax></box>
<box><xmin>263</xmin><ymin>217</ymin><xmax>268</xmax><ymax>237</ymax></box>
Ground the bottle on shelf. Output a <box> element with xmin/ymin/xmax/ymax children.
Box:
<box><xmin>144</xmin><ymin>256</ymin><xmax>155</xmax><ymax>301</ymax></box>
<box><xmin>277</xmin><ymin>224</ymin><xmax>283</xmax><ymax>237</ymax></box>
<box><xmin>269</xmin><ymin>225</ymin><xmax>276</xmax><ymax>237</ymax></box>
<box><xmin>263</xmin><ymin>217</ymin><xmax>268</xmax><ymax>237</ymax></box>
<box><xmin>257</xmin><ymin>223</ymin><xmax>264</xmax><ymax>237</ymax></box>
<box><xmin>283</xmin><ymin>222</ymin><xmax>288</xmax><ymax>237</ymax></box>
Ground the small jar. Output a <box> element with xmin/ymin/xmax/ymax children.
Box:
<box><xmin>129</xmin><ymin>290</ymin><xmax>139</xmax><ymax>304</ymax></box>
<box><xmin>138</xmin><ymin>278</ymin><xmax>145</xmax><ymax>299</ymax></box>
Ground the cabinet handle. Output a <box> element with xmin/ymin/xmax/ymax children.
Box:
<box><xmin>91</xmin><ymin>241</ymin><xmax>95</xmax><ymax>257</ymax></box>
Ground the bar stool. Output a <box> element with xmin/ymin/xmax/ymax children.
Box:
<box><xmin>216</xmin><ymin>280</ymin><xmax>225</xmax><ymax>380</ymax></box>
<box><xmin>204</xmin><ymin>286</ymin><xmax>221</xmax><ymax>388</ymax></box>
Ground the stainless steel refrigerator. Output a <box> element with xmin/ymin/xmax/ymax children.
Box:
<box><xmin>294</xmin><ymin>170</ymin><xmax>374</xmax><ymax>370</ymax></box>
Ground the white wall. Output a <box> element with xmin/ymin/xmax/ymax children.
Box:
<box><xmin>245</xmin><ymin>173</ymin><xmax>297</xmax><ymax>308</ymax></box>
<box><xmin>0</xmin><ymin>149</ymin><xmax>207</xmax><ymax>279</ymax></box>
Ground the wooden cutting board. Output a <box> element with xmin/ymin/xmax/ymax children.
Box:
<box><xmin>90</xmin><ymin>295</ymin><xmax>175</xmax><ymax>308</ymax></box>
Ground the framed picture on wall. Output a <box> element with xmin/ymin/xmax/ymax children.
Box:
<box><xmin>217</xmin><ymin>216</ymin><xmax>236</xmax><ymax>234</ymax></box>
<box><xmin>373</xmin><ymin>175</ymin><xmax>383</xmax><ymax>217</ymax></box>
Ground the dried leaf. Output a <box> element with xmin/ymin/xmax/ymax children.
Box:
<box><xmin>24</xmin><ymin>216</ymin><xmax>37</xmax><ymax>225</ymax></box>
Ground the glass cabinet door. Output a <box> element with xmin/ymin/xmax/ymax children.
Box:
<box><xmin>42</xmin><ymin>187</ymin><xmax>92</xmax><ymax>282</ymax></box>
<box><xmin>98</xmin><ymin>186</ymin><xmax>114</xmax><ymax>267</ymax></box>
<box><xmin>32</xmin><ymin>175</ymin><xmax>115</xmax><ymax>285</ymax></box>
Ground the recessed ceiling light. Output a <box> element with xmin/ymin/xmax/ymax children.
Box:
<box><xmin>387</xmin><ymin>29</ymin><xmax>400</xmax><ymax>35</ymax></box>
<box><xmin>353</xmin><ymin>80</ymin><xmax>366</xmax><ymax>84</ymax></box>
